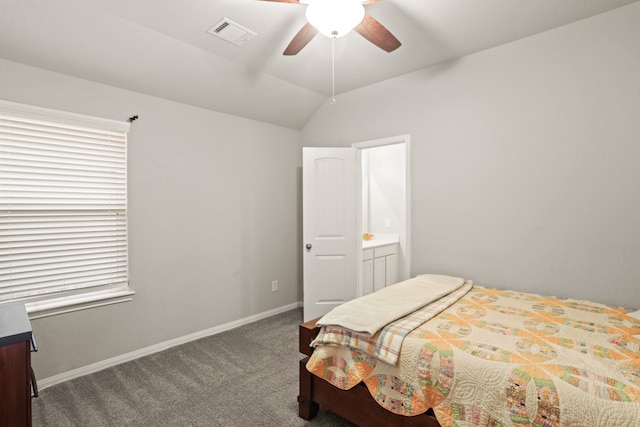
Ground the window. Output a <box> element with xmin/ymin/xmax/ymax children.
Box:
<box><xmin>0</xmin><ymin>100</ymin><xmax>133</xmax><ymax>318</ymax></box>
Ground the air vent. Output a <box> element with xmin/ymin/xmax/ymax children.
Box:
<box><xmin>207</xmin><ymin>18</ymin><xmax>257</xmax><ymax>46</ymax></box>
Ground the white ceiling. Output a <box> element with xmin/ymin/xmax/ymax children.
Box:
<box><xmin>0</xmin><ymin>0</ymin><xmax>638</xmax><ymax>129</ymax></box>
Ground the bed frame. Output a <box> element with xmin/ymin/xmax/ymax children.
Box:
<box><xmin>298</xmin><ymin>318</ymin><xmax>442</xmax><ymax>427</ymax></box>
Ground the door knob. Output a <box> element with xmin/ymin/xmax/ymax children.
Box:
<box><xmin>305</xmin><ymin>243</ymin><xmax>312</xmax><ymax>251</ymax></box>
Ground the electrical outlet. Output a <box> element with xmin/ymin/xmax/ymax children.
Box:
<box><xmin>271</xmin><ymin>280</ymin><xmax>278</xmax><ymax>292</ymax></box>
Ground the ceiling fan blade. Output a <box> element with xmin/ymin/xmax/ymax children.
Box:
<box><xmin>261</xmin><ymin>0</ymin><xmax>300</xmax><ymax>3</ymax></box>
<box><xmin>283</xmin><ymin>22</ymin><xmax>318</xmax><ymax>55</ymax></box>
<box><xmin>354</xmin><ymin>13</ymin><xmax>401</xmax><ymax>53</ymax></box>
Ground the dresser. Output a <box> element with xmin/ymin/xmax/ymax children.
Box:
<box><xmin>0</xmin><ymin>303</ymin><xmax>37</xmax><ymax>427</ymax></box>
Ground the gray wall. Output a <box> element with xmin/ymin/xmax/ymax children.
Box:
<box><xmin>301</xmin><ymin>3</ymin><xmax>640</xmax><ymax>308</ymax></box>
<box><xmin>0</xmin><ymin>59</ymin><xmax>301</xmax><ymax>379</ymax></box>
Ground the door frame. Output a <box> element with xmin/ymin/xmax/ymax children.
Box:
<box><xmin>353</xmin><ymin>134</ymin><xmax>411</xmax><ymax>297</ymax></box>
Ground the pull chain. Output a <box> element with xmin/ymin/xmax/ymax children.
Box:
<box><xmin>331</xmin><ymin>31</ymin><xmax>337</xmax><ymax>104</ymax></box>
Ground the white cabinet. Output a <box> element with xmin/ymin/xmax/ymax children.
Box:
<box><xmin>362</xmin><ymin>243</ymin><xmax>397</xmax><ymax>295</ymax></box>
<box><xmin>362</xmin><ymin>248</ymin><xmax>374</xmax><ymax>295</ymax></box>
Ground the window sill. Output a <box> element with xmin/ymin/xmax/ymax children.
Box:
<box><xmin>26</xmin><ymin>290</ymin><xmax>135</xmax><ymax>320</ymax></box>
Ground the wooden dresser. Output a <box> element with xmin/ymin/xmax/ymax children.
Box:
<box><xmin>0</xmin><ymin>303</ymin><xmax>37</xmax><ymax>427</ymax></box>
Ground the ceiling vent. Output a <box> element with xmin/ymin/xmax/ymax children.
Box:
<box><xmin>207</xmin><ymin>18</ymin><xmax>257</xmax><ymax>46</ymax></box>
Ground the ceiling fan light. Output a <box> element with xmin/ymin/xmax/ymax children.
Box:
<box><xmin>305</xmin><ymin>0</ymin><xmax>365</xmax><ymax>38</ymax></box>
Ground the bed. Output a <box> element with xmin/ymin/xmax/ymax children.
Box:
<box><xmin>298</xmin><ymin>274</ymin><xmax>640</xmax><ymax>427</ymax></box>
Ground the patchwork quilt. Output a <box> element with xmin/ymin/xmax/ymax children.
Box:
<box><xmin>306</xmin><ymin>286</ymin><xmax>640</xmax><ymax>426</ymax></box>
<box><xmin>312</xmin><ymin>281</ymin><xmax>473</xmax><ymax>365</ymax></box>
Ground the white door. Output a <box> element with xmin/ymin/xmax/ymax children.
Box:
<box><xmin>303</xmin><ymin>147</ymin><xmax>357</xmax><ymax>321</ymax></box>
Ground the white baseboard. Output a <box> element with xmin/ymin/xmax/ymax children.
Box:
<box><xmin>37</xmin><ymin>301</ymin><xmax>302</xmax><ymax>390</ymax></box>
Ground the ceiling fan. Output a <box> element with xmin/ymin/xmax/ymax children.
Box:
<box><xmin>262</xmin><ymin>0</ymin><xmax>401</xmax><ymax>55</ymax></box>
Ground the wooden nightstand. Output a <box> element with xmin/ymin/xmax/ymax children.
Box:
<box><xmin>0</xmin><ymin>303</ymin><xmax>37</xmax><ymax>426</ymax></box>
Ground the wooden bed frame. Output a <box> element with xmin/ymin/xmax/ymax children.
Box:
<box><xmin>298</xmin><ymin>318</ymin><xmax>442</xmax><ymax>427</ymax></box>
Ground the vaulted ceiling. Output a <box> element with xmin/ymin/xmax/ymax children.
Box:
<box><xmin>1</xmin><ymin>0</ymin><xmax>637</xmax><ymax>129</ymax></box>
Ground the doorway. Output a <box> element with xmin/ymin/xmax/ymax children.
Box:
<box><xmin>354</xmin><ymin>135</ymin><xmax>410</xmax><ymax>297</ymax></box>
<box><xmin>301</xmin><ymin>135</ymin><xmax>410</xmax><ymax>321</ymax></box>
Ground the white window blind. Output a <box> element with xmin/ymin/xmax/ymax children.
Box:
<box><xmin>0</xmin><ymin>100</ymin><xmax>133</xmax><ymax>317</ymax></box>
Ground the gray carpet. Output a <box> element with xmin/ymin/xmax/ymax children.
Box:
<box><xmin>32</xmin><ymin>308</ymin><xmax>355</xmax><ymax>426</ymax></box>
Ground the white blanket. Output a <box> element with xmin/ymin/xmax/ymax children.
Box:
<box><xmin>316</xmin><ymin>274</ymin><xmax>466</xmax><ymax>335</ymax></box>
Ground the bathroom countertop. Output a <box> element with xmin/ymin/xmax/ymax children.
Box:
<box><xmin>362</xmin><ymin>237</ymin><xmax>399</xmax><ymax>249</ymax></box>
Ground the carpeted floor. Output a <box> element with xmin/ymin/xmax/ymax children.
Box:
<box><xmin>32</xmin><ymin>308</ymin><xmax>355</xmax><ymax>426</ymax></box>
